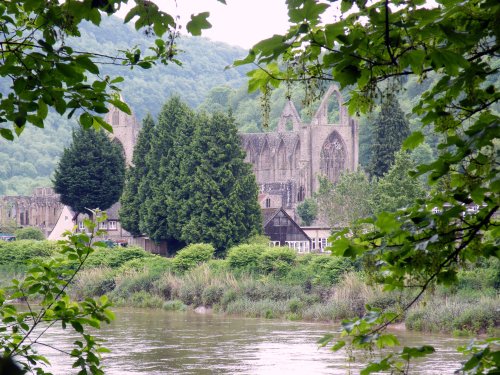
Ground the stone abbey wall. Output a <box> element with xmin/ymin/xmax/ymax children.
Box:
<box><xmin>0</xmin><ymin>187</ymin><xmax>63</xmax><ymax>236</ymax></box>
<box><xmin>240</xmin><ymin>86</ymin><xmax>359</xmax><ymax>210</ymax></box>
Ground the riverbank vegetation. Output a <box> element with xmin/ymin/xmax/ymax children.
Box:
<box><xmin>1</xmin><ymin>240</ymin><xmax>498</xmax><ymax>336</ymax></box>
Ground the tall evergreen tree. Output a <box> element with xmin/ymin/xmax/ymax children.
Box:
<box><xmin>53</xmin><ymin>128</ymin><xmax>125</xmax><ymax>220</ymax></box>
<box><xmin>119</xmin><ymin>114</ymin><xmax>156</xmax><ymax>236</ymax></box>
<box><xmin>368</xmin><ymin>96</ymin><xmax>410</xmax><ymax>178</ymax></box>
<box><xmin>178</xmin><ymin>111</ymin><xmax>262</xmax><ymax>254</ymax></box>
<box><xmin>138</xmin><ymin>97</ymin><xmax>195</xmax><ymax>243</ymax></box>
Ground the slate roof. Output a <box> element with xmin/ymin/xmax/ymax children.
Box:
<box><xmin>261</xmin><ymin>208</ymin><xmax>281</xmax><ymax>226</ymax></box>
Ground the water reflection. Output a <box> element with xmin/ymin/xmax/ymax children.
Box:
<box><xmin>37</xmin><ymin>308</ymin><xmax>466</xmax><ymax>374</ymax></box>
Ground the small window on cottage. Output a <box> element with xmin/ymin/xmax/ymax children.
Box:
<box><xmin>320</xmin><ymin>238</ymin><xmax>327</xmax><ymax>249</ymax></box>
<box><xmin>108</xmin><ymin>221</ymin><xmax>117</xmax><ymax>230</ymax></box>
<box><xmin>265</xmin><ymin>198</ymin><xmax>271</xmax><ymax>208</ymax></box>
<box><xmin>78</xmin><ymin>221</ymin><xmax>85</xmax><ymax>231</ymax></box>
<box><xmin>99</xmin><ymin>222</ymin><xmax>108</xmax><ymax>230</ymax></box>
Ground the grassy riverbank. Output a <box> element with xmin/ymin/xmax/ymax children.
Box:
<box><xmin>1</xmin><ymin>239</ymin><xmax>498</xmax><ymax>336</ymax></box>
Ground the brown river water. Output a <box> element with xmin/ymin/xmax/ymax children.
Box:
<box><xmin>35</xmin><ymin>308</ymin><xmax>469</xmax><ymax>374</ymax></box>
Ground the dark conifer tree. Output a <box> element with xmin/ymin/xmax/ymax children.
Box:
<box><xmin>53</xmin><ymin>128</ymin><xmax>125</xmax><ymax>220</ymax></box>
<box><xmin>138</xmin><ymin>97</ymin><xmax>194</xmax><ymax>243</ymax></box>
<box><xmin>368</xmin><ymin>96</ymin><xmax>410</xmax><ymax>178</ymax></box>
<box><xmin>178</xmin><ymin>111</ymin><xmax>262</xmax><ymax>255</ymax></box>
<box><xmin>119</xmin><ymin>114</ymin><xmax>156</xmax><ymax>236</ymax></box>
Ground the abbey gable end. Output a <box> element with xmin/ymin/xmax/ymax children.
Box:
<box><xmin>240</xmin><ymin>86</ymin><xmax>359</xmax><ymax>213</ymax></box>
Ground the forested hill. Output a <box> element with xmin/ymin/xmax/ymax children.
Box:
<box><xmin>0</xmin><ymin>17</ymin><xmax>250</xmax><ymax>196</ymax></box>
<box><xmin>73</xmin><ymin>17</ymin><xmax>250</xmax><ymax>119</ymax></box>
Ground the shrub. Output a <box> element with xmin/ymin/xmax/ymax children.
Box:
<box><xmin>0</xmin><ymin>240</ymin><xmax>59</xmax><ymax>270</ymax></box>
<box><xmin>154</xmin><ymin>272</ymin><xmax>181</xmax><ymax>300</ymax></box>
<box><xmin>85</xmin><ymin>246</ymin><xmax>153</xmax><ymax>269</ymax></box>
<box><xmin>309</xmin><ymin>256</ymin><xmax>354</xmax><ymax>285</ymax></box>
<box><xmin>258</xmin><ymin>247</ymin><xmax>297</xmax><ymax>278</ymax></box>
<box><xmin>406</xmin><ymin>296</ymin><xmax>500</xmax><ymax>334</ymax></box>
<box><xmin>220</xmin><ymin>290</ymin><xmax>237</xmax><ymax>309</ymax></box>
<box><xmin>173</xmin><ymin>243</ymin><xmax>214</xmax><ymax>272</ymax></box>
<box><xmin>118</xmin><ymin>291</ymin><xmax>163</xmax><ymax>308</ymax></box>
<box><xmin>14</xmin><ymin>227</ymin><xmax>45</xmax><ymax>240</ymax></box>
<box><xmin>227</xmin><ymin>243</ymin><xmax>267</xmax><ymax>272</ymax></box>
<box><xmin>224</xmin><ymin>298</ymin><xmax>289</xmax><ymax>318</ymax></box>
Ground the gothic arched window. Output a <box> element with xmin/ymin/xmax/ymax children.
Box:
<box><xmin>320</xmin><ymin>132</ymin><xmax>346</xmax><ymax>183</ymax></box>
<box><xmin>277</xmin><ymin>141</ymin><xmax>287</xmax><ymax>170</ymax></box>
<box><xmin>260</xmin><ymin>143</ymin><xmax>271</xmax><ymax>170</ymax></box>
<box><xmin>293</xmin><ymin>141</ymin><xmax>300</xmax><ymax>170</ymax></box>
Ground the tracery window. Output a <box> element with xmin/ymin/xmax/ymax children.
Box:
<box><xmin>320</xmin><ymin>132</ymin><xmax>346</xmax><ymax>183</ymax></box>
<box><xmin>277</xmin><ymin>141</ymin><xmax>287</xmax><ymax>175</ymax></box>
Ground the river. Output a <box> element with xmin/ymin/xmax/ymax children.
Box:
<box><xmin>38</xmin><ymin>308</ymin><xmax>467</xmax><ymax>374</ymax></box>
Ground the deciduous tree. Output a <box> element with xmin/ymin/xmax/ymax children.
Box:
<box><xmin>316</xmin><ymin>172</ymin><xmax>373</xmax><ymax>228</ymax></box>
<box><xmin>297</xmin><ymin>198</ymin><xmax>318</xmax><ymax>226</ymax></box>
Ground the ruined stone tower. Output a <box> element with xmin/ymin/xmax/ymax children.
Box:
<box><xmin>104</xmin><ymin>99</ymin><xmax>141</xmax><ymax>166</ymax></box>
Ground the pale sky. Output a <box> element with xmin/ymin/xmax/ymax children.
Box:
<box><xmin>117</xmin><ymin>0</ymin><xmax>291</xmax><ymax>49</ymax></box>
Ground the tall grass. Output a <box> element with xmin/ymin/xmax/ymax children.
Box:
<box><xmin>2</xmin><ymin>240</ymin><xmax>497</xmax><ymax>333</ymax></box>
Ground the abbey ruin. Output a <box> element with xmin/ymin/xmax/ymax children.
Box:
<box><xmin>0</xmin><ymin>86</ymin><xmax>358</xmax><ymax>235</ymax></box>
<box><xmin>241</xmin><ymin>86</ymin><xmax>359</xmax><ymax>211</ymax></box>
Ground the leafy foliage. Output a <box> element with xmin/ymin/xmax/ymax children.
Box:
<box><xmin>14</xmin><ymin>227</ymin><xmax>45</xmax><ymax>241</ymax></box>
<box><xmin>226</xmin><ymin>243</ymin><xmax>267</xmax><ymax>272</ymax></box>
<box><xmin>0</xmin><ymin>240</ymin><xmax>58</xmax><ymax>271</ymax></box>
<box><xmin>0</xmin><ymin>0</ymin><xmax>221</xmax><ymax>140</ymax></box>
<box><xmin>239</xmin><ymin>0</ymin><xmax>500</xmax><ymax>370</ymax></box>
<box><xmin>371</xmin><ymin>150</ymin><xmax>426</xmax><ymax>214</ymax></box>
<box><xmin>297</xmin><ymin>198</ymin><xmax>318</xmax><ymax>226</ymax></box>
<box><xmin>0</xmin><ymin>213</ymin><xmax>114</xmax><ymax>374</ymax></box>
<box><xmin>173</xmin><ymin>243</ymin><xmax>215</xmax><ymax>273</ymax></box>
<box><xmin>258</xmin><ymin>247</ymin><xmax>297</xmax><ymax>278</ymax></box>
<box><xmin>53</xmin><ymin>128</ymin><xmax>125</xmax><ymax>218</ymax></box>
<box><xmin>316</xmin><ymin>171</ymin><xmax>373</xmax><ymax>228</ymax></box>
<box><xmin>368</xmin><ymin>96</ymin><xmax>411</xmax><ymax>178</ymax></box>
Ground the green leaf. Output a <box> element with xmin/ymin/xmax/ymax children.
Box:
<box><xmin>71</xmin><ymin>321</ymin><xmax>84</xmax><ymax>333</ymax></box>
<box><xmin>93</xmin><ymin>116</ymin><xmax>113</xmax><ymax>133</ymax></box>
<box><xmin>375</xmin><ymin>212</ymin><xmax>401</xmax><ymax>233</ymax></box>
<box><xmin>56</xmin><ymin>63</ymin><xmax>79</xmax><ymax>79</ymax></box>
<box><xmin>186</xmin><ymin>12</ymin><xmax>211</xmax><ymax>36</ymax></box>
<box><xmin>402</xmin><ymin>131</ymin><xmax>424</xmax><ymax>150</ymax></box>
<box><xmin>75</xmin><ymin>55</ymin><xmax>100</xmax><ymax>74</ymax></box>
<box><xmin>109</xmin><ymin>99</ymin><xmax>131</xmax><ymax>115</ymax></box>
<box><xmin>80</xmin><ymin>113</ymin><xmax>93</xmax><ymax>129</ymax></box>
<box><xmin>0</xmin><ymin>128</ymin><xmax>14</xmax><ymax>140</ymax></box>
<box><xmin>317</xmin><ymin>333</ymin><xmax>334</xmax><ymax>347</ymax></box>
<box><xmin>331</xmin><ymin>340</ymin><xmax>346</xmax><ymax>351</ymax></box>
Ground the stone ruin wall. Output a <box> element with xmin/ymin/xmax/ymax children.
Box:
<box><xmin>240</xmin><ymin>85</ymin><xmax>359</xmax><ymax>211</ymax></box>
